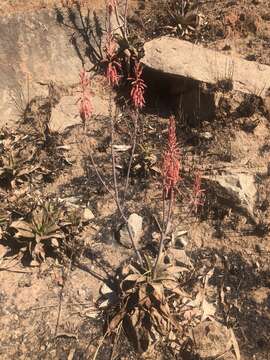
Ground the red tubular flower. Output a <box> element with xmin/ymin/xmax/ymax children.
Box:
<box><xmin>107</xmin><ymin>0</ymin><xmax>117</xmax><ymax>13</ymax></box>
<box><xmin>190</xmin><ymin>171</ymin><xmax>205</xmax><ymax>214</ymax></box>
<box><xmin>78</xmin><ymin>69</ymin><xmax>93</xmax><ymax>123</ymax></box>
<box><xmin>162</xmin><ymin>116</ymin><xmax>180</xmax><ymax>197</ymax></box>
<box><xmin>129</xmin><ymin>62</ymin><xmax>147</xmax><ymax>109</ymax></box>
<box><xmin>105</xmin><ymin>35</ymin><xmax>121</xmax><ymax>87</ymax></box>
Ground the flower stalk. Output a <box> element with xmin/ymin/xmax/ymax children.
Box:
<box><xmin>153</xmin><ymin>116</ymin><xmax>180</xmax><ymax>277</ymax></box>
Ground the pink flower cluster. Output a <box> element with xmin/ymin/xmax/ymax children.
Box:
<box><xmin>107</xmin><ymin>0</ymin><xmax>117</xmax><ymax>14</ymax></box>
<box><xmin>105</xmin><ymin>35</ymin><xmax>121</xmax><ymax>87</ymax></box>
<box><xmin>163</xmin><ymin>116</ymin><xmax>180</xmax><ymax>197</ymax></box>
<box><xmin>129</xmin><ymin>62</ymin><xmax>146</xmax><ymax>109</ymax></box>
<box><xmin>191</xmin><ymin>171</ymin><xmax>205</xmax><ymax>214</ymax></box>
<box><xmin>79</xmin><ymin>68</ymin><xmax>93</xmax><ymax>123</ymax></box>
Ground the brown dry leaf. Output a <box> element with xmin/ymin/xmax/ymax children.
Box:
<box><xmin>124</xmin><ymin>315</ymin><xmax>151</xmax><ymax>353</ymax></box>
<box><xmin>121</xmin><ymin>263</ymin><xmax>141</xmax><ymax>277</ymax></box>
<box><xmin>0</xmin><ymin>244</ymin><xmax>8</xmax><ymax>259</ymax></box>
<box><xmin>150</xmin><ymin>283</ymin><xmax>165</xmax><ymax>303</ymax></box>
<box><xmin>41</xmin><ymin>232</ymin><xmax>63</xmax><ymax>240</ymax></box>
<box><xmin>230</xmin><ymin>328</ymin><xmax>241</xmax><ymax>360</ymax></box>
<box><xmin>51</xmin><ymin>238</ymin><xmax>59</xmax><ymax>247</ymax></box>
<box><xmin>150</xmin><ymin>165</ymin><xmax>161</xmax><ymax>174</ymax></box>
<box><xmin>16</xmin><ymin>165</ymin><xmax>39</xmax><ymax>177</ymax></box>
<box><xmin>201</xmin><ymin>298</ymin><xmax>216</xmax><ymax>321</ymax></box>
<box><xmin>121</xmin><ymin>274</ymin><xmax>146</xmax><ymax>293</ymax></box>
<box><xmin>10</xmin><ymin>220</ymin><xmax>33</xmax><ymax>233</ymax></box>
<box><xmin>14</xmin><ymin>229</ymin><xmax>34</xmax><ymax>239</ymax></box>
<box><xmin>162</xmin><ymin>279</ymin><xmax>189</xmax><ymax>297</ymax></box>
<box><xmin>34</xmin><ymin>243</ymin><xmax>46</xmax><ymax>261</ymax></box>
<box><xmin>159</xmin><ymin>301</ymin><xmax>171</xmax><ymax>319</ymax></box>
<box><xmin>150</xmin><ymin>307</ymin><xmax>169</xmax><ymax>335</ymax></box>
<box><xmin>166</xmin><ymin>265</ymin><xmax>189</xmax><ymax>274</ymax></box>
<box><xmin>122</xmin><ymin>273</ymin><xmax>145</xmax><ymax>285</ymax></box>
<box><xmin>130</xmin><ymin>308</ymin><xmax>142</xmax><ymax>327</ymax></box>
<box><xmin>138</xmin><ymin>285</ymin><xmax>151</xmax><ymax>308</ymax></box>
<box><xmin>100</xmin><ymin>283</ymin><xmax>114</xmax><ymax>296</ymax></box>
<box><xmin>108</xmin><ymin>310</ymin><xmax>125</xmax><ymax>331</ymax></box>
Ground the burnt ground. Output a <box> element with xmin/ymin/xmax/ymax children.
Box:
<box><xmin>0</xmin><ymin>1</ymin><xmax>270</xmax><ymax>360</ymax></box>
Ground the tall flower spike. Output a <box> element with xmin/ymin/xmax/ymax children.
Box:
<box><xmin>191</xmin><ymin>171</ymin><xmax>205</xmax><ymax>214</ymax></box>
<box><xmin>129</xmin><ymin>62</ymin><xmax>147</xmax><ymax>109</ymax></box>
<box><xmin>78</xmin><ymin>69</ymin><xmax>93</xmax><ymax>125</ymax></box>
<box><xmin>107</xmin><ymin>0</ymin><xmax>117</xmax><ymax>13</ymax></box>
<box><xmin>163</xmin><ymin>116</ymin><xmax>180</xmax><ymax>197</ymax></box>
<box><xmin>105</xmin><ymin>35</ymin><xmax>121</xmax><ymax>87</ymax></box>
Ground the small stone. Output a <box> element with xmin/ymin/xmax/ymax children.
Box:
<box><xmin>203</xmin><ymin>171</ymin><xmax>257</xmax><ymax>221</ymax></box>
<box><xmin>100</xmin><ymin>283</ymin><xmax>114</xmax><ymax>296</ymax></box>
<box><xmin>200</xmin><ymin>131</ymin><xmax>213</xmax><ymax>140</ymax></box>
<box><xmin>0</xmin><ymin>244</ymin><xmax>8</xmax><ymax>258</ymax></box>
<box><xmin>118</xmin><ymin>213</ymin><xmax>143</xmax><ymax>249</ymax></box>
<box><xmin>192</xmin><ymin>320</ymin><xmax>233</xmax><ymax>359</ymax></box>
<box><xmin>63</xmin><ymin>196</ymin><xmax>81</xmax><ymax>206</ymax></box>
<box><xmin>168</xmin><ymin>248</ymin><xmax>193</xmax><ymax>268</ymax></box>
<box><xmin>18</xmin><ymin>275</ymin><xmax>32</xmax><ymax>288</ymax></box>
<box><xmin>83</xmin><ymin>208</ymin><xmax>95</xmax><ymax>221</ymax></box>
<box><xmin>250</xmin><ymin>287</ymin><xmax>270</xmax><ymax>305</ymax></box>
<box><xmin>264</xmin><ymin>94</ymin><xmax>270</xmax><ymax>118</ymax></box>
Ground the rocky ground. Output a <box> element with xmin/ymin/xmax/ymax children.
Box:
<box><xmin>0</xmin><ymin>0</ymin><xmax>269</xmax><ymax>359</ymax></box>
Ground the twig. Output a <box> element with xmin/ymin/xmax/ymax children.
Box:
<box><xmin>123</xmin><ymin>0</ymin><xmax>129</xmax><ymax>39</ymax></box>
<box><xmin>110</xmin><ymin>323</ymin><xmax>122</xmax><ymax>360</ymax></box>
<box><xmin>124</xmin><ymin>111</ymin><xmax>138</xmax><ymax>198</ymax></box>
<box><xmin>88</xmin><ymin>150</ymin><xmax>114</xmax><ymax>196</ymax></box>
<box><xmin>114</xmin><ymin>1</ymin><xmax>128</xmax><ymax>42</ymax></box>
<box><xmin>109</xmin><ymin>91</ymin><xmax>143</xmax><ymax>266</ymax></box>
<box><xmin>54</xmin><ymin>260</ymin><xmax>72</xmax><ymax>337</ymax></box>
<box><xmin>0</xmin><ymin>268</ymin><xmax>32</xmax><ymax>274</ymax></box>
<box><xmin>92</xmin><ymin>331</ymin><xmax>109</xmax><ymax>360</ymax></box>
<box><xmin>54</xmin><ymin>269</ymin><xmax>65</xmax><ymax>337</ymax></box>
<box><xmin>153</xmin><ymin>188</ymin><xmax>174</xmax><ymax>278</ymax></box>
<box><xmin>75</xmin><ymin>260</ymin><xmax>106</xmax><ymax>281</ymax></box>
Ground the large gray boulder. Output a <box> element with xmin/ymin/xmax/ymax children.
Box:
<box><xmin>0</xmin><ymin>4</ymin><xmax>117</xmax><ymax>130</ymax></box>
<box><xmin>0</xmin><ymin>9</ymin><xmax>81</xmax><ymax>124</ymax></box>
<box><xmin>142</xmin><ymin>37</ymin><xmax>270</xmax><ymax>98</ymax></box>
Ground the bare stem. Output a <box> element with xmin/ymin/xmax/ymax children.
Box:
<box><xmin>124</xmin><ymin>111</ymin><xmax>138</xmax><ymax>198</ymax></box>
<box><xmin>113</xmin><ymin>0</ymin><xmax>129</xmax><ymax>41</ymax></box>
<box><xmin>88</xmin><ymin>151</ymin><xmax>114</xmax><ymax>197</ymax></box>
<box><xmin>153</xmin><ymin>188</ymin><xmax>174</xmax><ymax>278</ymax></box>
<box><xmin>123</xmin><ymin>0</ymin><xmax>129</xmax><ymax>38</ymax></box>
<box><xmin>109</xmin><ymin>89</ymin><xmax>143</xmax><ymax>266</ymax></box>
<box><xmin>162</xmin><ymin>189</ymin><xmax>166</xmax><ymax>232</ymax></box>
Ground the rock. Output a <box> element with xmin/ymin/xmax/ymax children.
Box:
<box><xmin>264</xmin><ymin>93</ymin><xmax>270</xmax><ymax>119</ymax></box>
<box><xmin>168</xmin><ymin>248</ymin><xmax>193</xmax><ymax>268</ymax></box>
<box><xmin>83</xmin><ymin>208</ymin><xmax>95</xmax><ymax>222</ymax></box>
<box><xmin>62</xmin><ymin>196</ymin><xmax>81</xmax><ymax>206</ymax></box>
<box><xmin>192</xmin><ymin>320</ymin><xmax>233</xmax><ymax>359</ymax></box>
<box><xmin>203</xmin><ymin>171</ymin><xmax>257</xmax><ymax>221</ymax></box>
<box><xmin>0</xmin><ymin>244</ymin><xmax>8</xmax><ymax>259</ymax></box>
<box><xmin>250</xmin><ymin>287</ymin><xmax>270</xmax><ymax>305</ymax></box>
<box><xmin>172</xmin><ymin>228</ymin><xmax>189</xmax><ymax>248</ymax></box>
<box><xmin>142</xmin><ymin>37</ymin><xmax>270</xmax><ymax>98</ymax></box>
<box><xmin>0</xmin><ymin>8</ymin><xmax>81</xmax><ymax>125</ymax></box>
<box><xmin>50</xmin><ymin>95</ymin><xmax>81</xmax><ymax>132</ymax></box>
<box><xmin>0</xmin><ymin>5</ymin><xmax>113</xmax><ymax>128</ymax></box>
<box><xmin>50</xmin><ymin>86</ymin><xmax>114</xmax><ymax>133</ymax></box>
<box><xmin>119</xmin><ymin>213</ymin><xmax>142</xmax><ymax>249</ymax></box>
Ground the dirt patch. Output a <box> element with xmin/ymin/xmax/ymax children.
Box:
<box><xmin>0</xmin><ymin>0</ymin><xmax>269</xmax><ymax>359</ymax></box>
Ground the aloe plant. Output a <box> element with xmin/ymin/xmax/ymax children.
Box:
<box><xmin>10</xmin><ymin>201</ymin><xmax>63</xmax><ymax>262</ymax></box>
